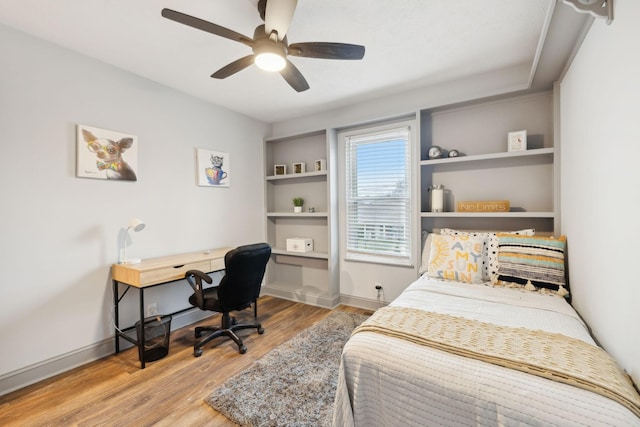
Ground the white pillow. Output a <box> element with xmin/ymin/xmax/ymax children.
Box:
<box><xmin>419</xmin><ymin>233</ymin><xmax>433</xmax><ymax>274</ymax></box>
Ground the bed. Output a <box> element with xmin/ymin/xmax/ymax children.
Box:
<box><xmin>333</xmin><ymin>231</ymin><xmax>640</xmax><ymax>426</ymax></box>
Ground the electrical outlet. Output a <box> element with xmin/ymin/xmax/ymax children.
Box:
<box><xmin>146</xmin><ymin>302</ymin><xmax>158</xmax><ymax>316</ymax></box>
<box><xmin>374</xmin><ymin>283</ymin><xmax>383</xmax><ymax>301</ymax></box>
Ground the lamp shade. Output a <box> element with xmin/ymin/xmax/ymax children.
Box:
<box><xmin>128</xmin><ymin>217</ymin><xmax>146</xmax><ymax>232</ymax></box>
<box><xmin>121</xmin><ymin>217</ymin><xmax>146</xmax><ymax>264</ymax></box>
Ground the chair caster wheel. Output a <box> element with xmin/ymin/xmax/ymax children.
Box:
<box><xmin>258</xmin><ymin>327</ymin><xmax>265</xmax><ymax>334</ymax></box>
<box><xmin>239</xmin><ymin>345</ymin><xmax>247</xmax><ymax>354</ymax></box>
<box><xmin>194</xmin><ymin>348</ymin><xmax>203</xmax><ymax>357</ymax></box>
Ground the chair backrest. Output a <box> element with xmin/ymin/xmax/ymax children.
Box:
<box><xmin>216</xmin><ymin>243</ymin><xmax>271</xmax><ymax>312</ymax></box>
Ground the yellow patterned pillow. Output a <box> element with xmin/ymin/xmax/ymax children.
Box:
<box><xmin>428</xmin><ymin>234</ymin><xmax>484</xmax><ymax>284</ymax></box>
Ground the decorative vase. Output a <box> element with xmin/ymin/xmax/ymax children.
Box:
<box><xmin>294</xmin><ymin>206</ymin><xmax>302</xmax><ymax>213</ymax></box>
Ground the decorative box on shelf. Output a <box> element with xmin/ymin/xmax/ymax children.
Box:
<box><xmin>286</xmin><ymin>238</ymin><xmax>314</xmax><ymax>253</ymax></box>
<box><xmin>457</xmin><ymin>200</ymin><xmax>510</xmax><ymax>213</ymax></box>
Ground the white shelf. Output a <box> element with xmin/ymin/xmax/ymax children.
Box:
<box><xmin>263</xmin><ymin>130</ymin><xmax>338</xmax><ymax>308</ymax></box>
<box><xmin>420</xmin><ymin>147</ymin><xmax>553</xmax><ymax>166</ymax></box>
<box><xmin>267</xmin><ymin>212</ymin><xmax>328</xmax><ymax>218</ymax></box>
<box><xmin>271</xmin><ymin>248</ymin><xmax>329</xmax><ymax>259</ymax></box>
<box><xmin>420</xmin><ymin>93</ymin><xmax>557</xmax><ymax>234</ymax></box>
<box><xmin>266</xmin><ymin>170</ymin><xmax>327</xmax><ymax>181</ymax></box>
<box><xmin>420</xmin><ymin>211</ymin><xmax>555</xmax><ymax>218</ymax></box>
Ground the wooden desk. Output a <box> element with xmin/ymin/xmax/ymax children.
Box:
<box><xmin>112</xmin><ymin>247</ymin><xmax>231</xmax><ymax>368</ymax></box>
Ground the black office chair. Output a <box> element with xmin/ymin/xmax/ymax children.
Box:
<box><xmin>185</xmin><ymin>243</ymin><xmax>271</xmax><ymax>356</ymax></box>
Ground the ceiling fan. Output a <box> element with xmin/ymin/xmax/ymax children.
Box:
<box><xmin>161</xmin><ymin>0</ymin><xmax>365</xmax><ymax>92</ymax></box>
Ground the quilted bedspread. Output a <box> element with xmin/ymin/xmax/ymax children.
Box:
<box><xmin>333</xmin><ymin>276</ymin><xmax>640</xmax><ymax>426</ymax></box>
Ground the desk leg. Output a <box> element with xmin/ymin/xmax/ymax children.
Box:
<box><xmin>139</xmin><ymin>288</ymin><xmax>146</xmax><ymax>369</ymax></box>
<box><xmin>113</xmin><ymin>280</ymin><xmax>120</xmax><ymax>353</ymax></box>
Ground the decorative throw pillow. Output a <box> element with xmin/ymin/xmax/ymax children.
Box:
<box><xmin>428</xmin><ymin>234</ymin><xmax>484</xmax><ymax>284</ymax></box>
<box><xmin>441</xmin><ymin>228</ymin><xmax>535</xmax><ymax>281</ymax></box>
<box><xmin>496</xmin><ymin>234</ymin><xmax>568</xmax><ymax>295</ymax></box>
<box><xmin>419</xmin><ymin>232</ymin><xmax>433</xmax><ymax>274</ymax></box>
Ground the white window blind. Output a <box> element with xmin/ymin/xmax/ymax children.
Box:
<box><xmin>345</xmin><ymin>126</ymin><xmax>412</xmax><ymax>265</ymax></box>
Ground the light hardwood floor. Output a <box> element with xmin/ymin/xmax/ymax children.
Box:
<box><xmin>0</xmin><ymin>296</ymin><xmax>372</xmax><ymax>426</ymax></box>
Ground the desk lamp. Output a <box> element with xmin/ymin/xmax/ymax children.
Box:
<box><xmin>121</xmin><ymin>217</ymin><xmax>146</xmax><ymax>264</ymax></box>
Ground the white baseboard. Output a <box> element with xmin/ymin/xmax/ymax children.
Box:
<box><xmin>0</xmin><ymin>308</ymin><xmax>210</xmax><ymax>397</ymax></box>
<box><xmin>261</xmin><ymin>286</ymin><xmax>385</xmax><ymax>312</ymax></box>
<box><xmin>261</xmin><ymin>286</ymin><xmax>341</xmax><ymax>309</ymax></box>
<box><xmin>339</xmin><ymin>294</ymin><xmax>387</xmax><ymax>311</ymax></box>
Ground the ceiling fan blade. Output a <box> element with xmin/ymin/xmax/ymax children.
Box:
<box><xmin>288</xmin><ymin>42</ymin><xmax>365</xmax><ymax>60</ymax></box>
<box><xmin>280</xmin><ymin>59</ymin><xmax>309</xmax><ymax>92</ymax></box>
<box><xmin>211</xmin><ymin>55</ymin><xmax>255</xmax><ymax>79</ymax></box>
<box><xmin>161</xmin><ymin>8</ymin><xmax>254</xmax><ymax>48</ymax></box>
<box><xmin>265</xmin><ymin>0</ymin><xmax>298</xmax><ymax>40</ymax></box>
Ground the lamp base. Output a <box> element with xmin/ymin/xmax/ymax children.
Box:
<box><xmin>121</xmin><ymin>257</ymin><xmax>142</xmax><ymax>265</ymax></box>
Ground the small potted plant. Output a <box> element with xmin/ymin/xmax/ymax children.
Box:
<box><xmin>292</xmin><ymin>197</ymin><xmax>304</xmax><ymax>213</ymax></box>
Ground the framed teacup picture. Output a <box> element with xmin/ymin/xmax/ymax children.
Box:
<box><xmin>292</xmin><ymin>162</ymin><xmax>305</xmax><ymax>174</ymax></box>
<box><xmin>274</xmin><ymin>164</ymin><xmax>286</xmax><ymax>175</ymax></box>
<box><xmin>197</xmin><ymin>148</ymin><xmax>230</xmax><ymax>187</ymax></box>
<box><xmin>314</xmin><ymin>159</ymin><xmax>326</xmax><ymax>171</ymax></box>
<box><xmin>508</xmin><ymin>130</ymin><xmax>527</xmax><ymax>152</ymax></box>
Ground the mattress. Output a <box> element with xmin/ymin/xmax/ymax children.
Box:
<box><xmin>333</xmin><ymin>276</ymin><xmax>640</xmax><ymax>426</ymax></box>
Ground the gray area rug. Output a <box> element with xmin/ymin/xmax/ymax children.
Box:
<box><xmin>206</xmin><ymin>311</ymin><xmax>369</xmax><ymax>427</ymax></box>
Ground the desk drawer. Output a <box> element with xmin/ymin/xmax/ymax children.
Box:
<box><xmin>140</xmin><ymin>260</ymin><xmax>212</xmax><ymax>286</ymax></box>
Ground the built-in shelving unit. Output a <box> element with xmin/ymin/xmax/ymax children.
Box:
<box><xmin>420</xmin><ymin>92</ymin><xmax>557</xmax><ymax>233</ymax></box>
<box><xmin>259</xmin><ymin>92</ymin><xmax>557</xmax><ymax>308</ymax></box>
<box><xmin>421</xmin><ymin>211</ymin><xmax>555</xmax><ymax>218</ymax></box>
<box><xmin>262</xmin><ymin>130</ymin><xmax>339</xmax><ymax>308</ymax></box>
<box><xmin>419</xmin><ymin>147</ymin><xmax>554</xmax><ymax>166</ymax></box>
<box><xmin>266</xmin><ymin>212</ymin><xmax>329</xmax><ymax>218</ymax></box>
<box><xmin>271</xmin><ymin>248</ymin><xmax>329</xmax><ymax>259</ymax></box>
<box><xmin>265</xmin><ymin>170</ymin><xmax>327</xmax><ymax>181</ymax></box>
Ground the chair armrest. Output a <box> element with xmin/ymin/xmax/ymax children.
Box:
<box><xmin>185</xmin><ymin>270</ymin><xmax>212</xmax><ymax>309</ymax></box>
<box><xmin>185</xmin><ymin>269</ymin><xmax>212</xmax><ymax>286</ymax></box>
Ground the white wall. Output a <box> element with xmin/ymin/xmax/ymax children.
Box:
<box><xmin>560</xmin><ymin>0</ymin><xmax>640</xmax><ymax>384</ymax></box>
<box><xmin>270</xmin><ymin>65</ymin><xmax>531</xmax><ymax>139</ymax></box>
<box><xmin>0</xmin><ymin>23</ymin><xmax>269</xmax><ymax>390</ymax></box>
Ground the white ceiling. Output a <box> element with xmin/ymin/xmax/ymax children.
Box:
<box><xmin>0</xmin><ymin>0</ymin><xmax>587</xmax><ymax>123</ymax></box>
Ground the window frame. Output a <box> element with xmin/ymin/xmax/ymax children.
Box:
<box><xmin>338</xmin><ymin>119</ymin><xmax>417</xmax><ymax>267</ymax></box>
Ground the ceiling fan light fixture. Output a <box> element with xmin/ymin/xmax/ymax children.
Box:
<box><xmin>255</xmin><ymin>52</ymin><xmax>286</xmax><ymax>72</ymax></box>
<box><xmin>254</xmin><ymin>43</ymin><xmax>286</xmax><ymax>72</ymax></box>
<box><xmin>162</xmin><ymin>4</ymin><xmax>365</xmax><ymax>91</ymax></box>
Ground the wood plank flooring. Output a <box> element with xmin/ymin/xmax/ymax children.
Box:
<box><xmin>0</xmin><ymin>296</ymin><xmax>371</xmax><ymax>426</ymax></box>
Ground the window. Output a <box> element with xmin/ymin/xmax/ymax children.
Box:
<box><xmin>344</xmin><ymin>124</ymin><xmax>413</xmax><ymax>266</ymax></box>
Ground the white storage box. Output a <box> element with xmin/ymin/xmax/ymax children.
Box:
<box><xmin>286</xmin><ymin>238</ymin><xmax>314</xmax><ymax>253</ymax></box>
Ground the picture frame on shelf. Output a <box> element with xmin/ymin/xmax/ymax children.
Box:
<box><xmin>507</xmin><ymin>130</ymin><xmax>527</xmax><ymax>152</ymax></box>
<box><xmin>292</xmin><ymin>162</ymin><xmax>305</xmax><ymax>174</ymax></box>
<box><xmin>274</xmin><ymin>164</ymin><xmax>287</xmax><ymax>175</ymax></box>
<box><xmin>314</xmin><ymin>159</ymin><xmax>326</xmax><ymax>171</ymax></box>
